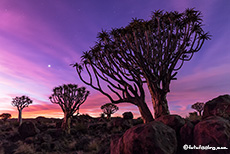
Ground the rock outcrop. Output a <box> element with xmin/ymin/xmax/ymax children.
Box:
<box><xmin>155</xmin><ymin>114</ymin><xmax>186</xmax><ymax>153</ymax></box>
<box><xmin>122</xmin><ymin>112</ymin><xmax>134</xmax><ymax>120</ymax></box>
<box><xmin>203</xmin><ymin>94</ymin><xmax>230</xmax><ymax>119</ymax></box>
<box><xmin>111</xmin><ymin>121</ymin><xmax>177</xmax><ymax>154</ymax></box>
<box><xmin>193</xmin><ymin>116</ymin><xmax>230</xmax><ymax>154</ymax></box>
<box><xmin>179</xmin><ymin>121</ymin><xmax>194</xmax><ymax>154</ymax></box>
<box><xmin>18</xmin><ymin>121</ymin><xmax>39</xmax><ymax>138</ymax></box>
<box><xmin>155</xmin><ymin>114</ymin><xmax>185</xmax><ymax>134</ymax></box>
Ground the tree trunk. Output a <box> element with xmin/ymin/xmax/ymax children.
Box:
<box><xmin>62</xmin><ymin>112</ymin><xmax>71</xmax><ymax>134</ymax></box>
<box><xmin>18</xmin><ymin>109</ymin><xmax>22</xmax><ymax>126</ymax></box>
<box><xmin>198</xmin><ymin>111</ymin><xmax>202</xmax><ymax>116</ymax></box>
<box><xmin>152</xmin><ymin>91</ymin><xmax>170</xmax><ymax>118</ymax></box>
<box><xmin>137</xmin><ymin>100</ymin><xmax>154</xmax><ymax>123</ymax></box>
<box><xmin>146</xmin><ymin>83</ymin><xmax>169</xmax><ymax>118</ymax></box>
<box><xmin>107</xmin><ymin>113</ymin><xmax>111</xmax><ymax>120</ymax></box>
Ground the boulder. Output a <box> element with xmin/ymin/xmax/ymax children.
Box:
<box><xmin>193</xmin><ymin>116</ymin><xmax>230</xmax><ymax>154</ymax></box>
<box><xmin>122</xmin><ymin>112</ymin><xmax>134</xmax><ymax>119</ymax></box>
<box><xmin>203</xmin><ymin>94</ymin><xmax>230</xmax><ymax>119</ymax></box>
<box><xmin>110</xmin><ymin>121</ymin><xmax>177</xmax><ymax>154</ymax></box>
<box><xmin>155</xmin><ymin>114</ymin><xmax>185</xmax><ymax>134</ymax></box>
<box><xmin>156</xmin><ymin>114</ymin><xmax>186</xmax><ymax>154</ymax></box>
<box><xmin>18</xmin><ymin>121</ymin><xmax>39</xmax><ymax>139</ymax></box>
<box><xmin>179</xmin><ymin>121</ymin><xmax>194</xmax><ymax>154</ymax></box>
<box><xmin>180</xmin><ymin>121</ymin><xmax>194</xmax><ymax>145</ymax></box>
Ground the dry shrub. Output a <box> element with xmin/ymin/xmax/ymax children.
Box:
<box><xmin>13</xmin><ymin>141</ymin><xmax>35</xmax><ymax>154</ymax></box>
<box><xmin>87</xmin><ymin>140</ymin><xmax>99</xmax><ymax>152</ymax></box>
<box><xmin>186</xmin><ymin>112</ymin><xmax>202</xmax><ymax>121</ymax></box>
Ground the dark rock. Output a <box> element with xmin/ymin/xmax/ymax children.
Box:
<box><xmin>122</xmin><ymin>112</ymin><xmax>134</xmax><ymax>119</ymax></box>
<box><xmin>156</xmin><ymin>114</ymin><xmax>185</xmax><ymax>133</ymax></box>
<box><xmin>193</xmin><ymin>116</ymin><xmax>230</xmax><ymax>154</ymax></box>
<box><xmin>156</xmin><ymin>115</ymin><xmax>186</xmax><ymax>154</ymax></box>
<box><xmin>190</xmin><ymin>119</ymin><xmax>201</xmax><ymax>126</ymax></box>
<box><xmin>203</xmin><ymin>94</ymin><xmax>230</xmax><ymax>119</ymax></box>
<box><xmin>110</xmin><ymin>121</ymin><xmax>177</xmax><ymax>154</ymax></box>
<box><xmin>18</xmin><ymin>121</ymin><xmax>39</xmax><ymax>139</ymax></box>
<box><xmin>179</xmin><ymin>121</ymin><xmax>194</xmax><ymax>154</ymax></box>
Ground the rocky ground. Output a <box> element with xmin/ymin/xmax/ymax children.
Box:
<box><xmin>0</xmin><ymin>94</ymin><xmax>229</xmax><ymax>154</ymax></box>
<box><xmin>0</xmin><ymin>114</ymin><xmax>143</xmax><ymax>154</ymax></box>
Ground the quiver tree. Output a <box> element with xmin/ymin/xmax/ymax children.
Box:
<box><xmin>12</xmin><ymin>95</ymin><xmax>33</xmax><ymax>125</ymax></box>
<box><xmin>49</xmin><ymin>84</ymin><xmax>89</xmax><ymax>134</ymax></box>
<box><xmin>101</xmin><ymin>103</ymin><xmax>119</xmax><ymax>119</ymax></box>
<box><xmin>0</xmin><ymin>113</ymin><xmax>11</xmax><ymax>122</ymax></box>
<box><xmin>75</xmin><ymin>8</ymin><xmax>210</xmax><ymax>118</ymax></box>
<box><xmin>191</xmin><ymin>102</ymin><xmax>204</xmax><ymax>116</ymax></box>
<box><xmin>73</xmin><ymin>43</ymin><xmax>154</xmax><ymax>123</ymax></box>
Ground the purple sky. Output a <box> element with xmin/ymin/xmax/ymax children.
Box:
<box><xmin>0</xmin><ymin>0</ymin><xmax>229</xmax><ymax>118</ymax></box>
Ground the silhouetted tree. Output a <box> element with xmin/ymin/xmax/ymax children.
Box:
<box><xmin>0</xmin><ymin>113</ymin><xmax>11</xmax><ymax>122</ymax></box>
<box><xmin>100</xmin><ymin>113</ymin><xmax>105</xmax><ymax>118</ymax></box>
<box><xmin>74</xmin><ymin>51</ymin><xmax>154</xmax><ymax>123</ymax></box>
<box><xmin>101</xmin><ymin>103</ymin><xmax>119</xmax><ymax>119</ymax></box>
<box><xmin>12</xmin><ymin>95</ymin><xmax>33</xmax><ymax>125</ymax></box>
<box><xmin>74</xmin><ymin>8</ymin><xmax>210</xmax><ymax>119</ymax></box>
<box><xmin>49</xmin><ymin>84</ymin><xmax>89</xmax><ymax>134</ymax></box>
<box><xmin>191</xmin><ymin>102</ymin><xmax>204</xmax><ymax>116</ymax></box>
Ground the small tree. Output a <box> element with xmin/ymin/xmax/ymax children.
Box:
<box><xmin>0</xmin><ymin>113</ymin><xmax>11</xmax><ymax>122</ymax></box>
<box><xmin>49</xmin><ymin>84</ymin><xmax>89</xmax><ymax>134</ymax></box>
<box><xmin>100</xmin><ymin>113</ymin><xmax>105</xmax><ymax>118</ymax></box>
<box><xmin>101</xmin><ymin>103</ymin><xmax>119</xmax><ymax>119</ymax></box>
<box><xmin>12</xmin><ymin>95</ymin><xmax>33</xmax><ymax>125</ymax></box>
<box><xmin>191</xmin><ymin>102</ymin><xmax>204</xmax><ymax>116</ymax></box>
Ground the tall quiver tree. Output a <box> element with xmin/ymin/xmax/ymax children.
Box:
<box><xmin>12</xmin><ymin>95</ymin><xmax>33</xmax><ymax>125</ymax></box>
<box><xmin>101</xmin><ymin>103</ymin><xmax>119</xmax><ymax>119</ymax></box>
<box><xmin>85</xmin><ymin>8</ymin><xmax>210</xmax><ymax>118</ymax></box>
<box><xmin>49</xmin><ymin>84</ymin><xmax>89</xmax><ymax>134</ymax></box>
<box><xmin>73</xmin><ymin>46</ymin><xmax>154</xmax><ymax>123</ymax></box>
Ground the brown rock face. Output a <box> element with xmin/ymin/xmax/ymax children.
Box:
<box><xmin>203</xmin><ymin>94</ymin><xmax>230</xmax><ymax>119</ymax></box>
<box><xmin>110</xmin><ymin>121</ymin><xmax>177</xmax><ymax>154</ymax></box>
<box><xmin>155</xmin><ymin>114</ymin><xmax>185</xmax><ymax>133</ymax></box>
<box><xmin>179</xmin><ymin>121</ymin><xmax>194</xmax><ymax>154</ymax></box>
<box><xmin>18</xmin><ymin>121</ymin><xmax>39</xmax><ymax>138</ymax></box>
<box><xmin>193</xmin><ymin>116</ymin><xmax>230</xmax><ymax>154</ymax></box>
<box><xmin>155</xmin><ymin>114</ymin><xmax>186</xmax><ymax>154</ymax></box>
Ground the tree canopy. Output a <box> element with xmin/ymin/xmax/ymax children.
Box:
<box><xmin>74</xmin><ymin>8</ymin><xmax>210</xmax><ymax>119</ymax></box>
<box><xmin>12</xmin><ymin>95</ymin><xmax>33</xmax><ymax>111</ymax></box>
<box><xmin>49</xmin><ymin>84</ymin><xmax>90</xmax><ymax>116</ymax></box>
<box><xmin>101</xmin><ymin>103</ymin><xmax>119</xmax><ymax>119</ymax></box>
<box><xmin>49</xmin><ymin>84</ymin><xmax>89</xmax><ymax>133</ymax></box>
